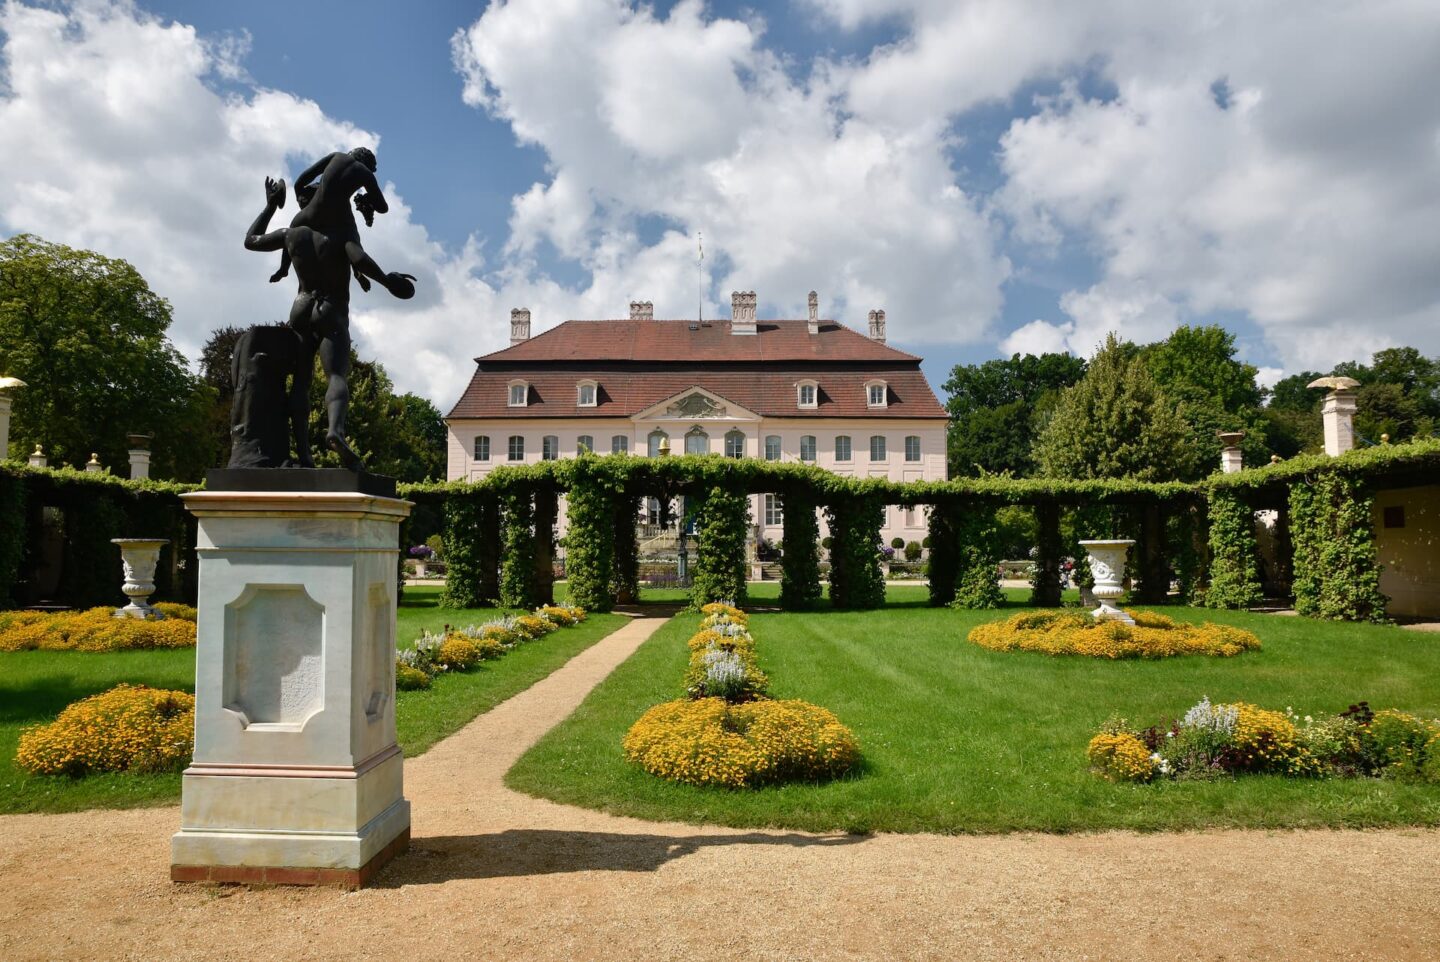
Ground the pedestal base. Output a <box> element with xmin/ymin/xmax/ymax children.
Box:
<box><xmin>1091</xmin><ymin>601</ymin><xmax>1135</xmax><ymax>624</ymax></box>
<box><xmin>172</xmin><ymin>828</ymin><xmax>409</xmax><ymax>889</ymax></box>
<box><xmin>171</xmin><ymin>748</ymin><xmax>410</xmax><ymax>888</ymax></box>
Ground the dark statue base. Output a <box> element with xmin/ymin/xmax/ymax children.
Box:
<box><xmin>206</xmin><ymin>468</ymin><xmax>397</xmax><ymax>498</ymax></box>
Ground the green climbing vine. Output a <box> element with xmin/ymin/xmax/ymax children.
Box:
<box><xmin>951</xmin><ymin>503</ymin><xmax>1004</xmax><ymax>609</ymax></box>
<box><xmin>1290</xmin><ymin>475</ymin><xmax>1388</xmax><ymax>622</ymax></box>
<box><xmin>779</xmin><ymin>487</ymin><xmax>821</xmax><ymax>610</ymax></box>
<box><xmin>1203</xmin><ymin>491</ymin><xmax>1263</xmax><ymax>610</ymax></box>
<box><xmin>689</xmin><ymin>485</ymin><xmax>749</xmax><ymax>607</ymax></box>
<box><xmin>926</xmin><ymin>502</ymin><xmax>959</xmax><ymax>607</ymax></box>
<box><xmin>498</xmin><ymin>487</ymin><xmax>537</xmax><ymax>609</ymax></box>
<box><xmin>826</xmin><ymin>495</ymin><xmax>885</xmax><ymax>609</ymax></box>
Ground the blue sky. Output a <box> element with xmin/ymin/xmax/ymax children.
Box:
<box><xmin>3</xmin><ymin>1</ymin><xmax>1437</xmax><ymax>405</ymax></box>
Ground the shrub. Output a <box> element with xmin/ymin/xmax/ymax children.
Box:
<box><xmin>968</xmin><ymin>610</ymin><xmax>1260</xmax><ymax>659</ymax></box>
<box><xmin>1361</xmin><ymin>710</ymin><xmax>1440</xmax><ymax>777</ymax></box>
<box><xmin>436</xmin><ymin>635</ymin><xmax>486</xmax><ymax>671</ymax></box>
<box><xmin>16</xmin><ymin>684</ymin><xmax>194</xmax><ymax>776</ymax></box>
<box><xmin>622</xmin><ymin>698</ymin><xmax>860</xmax><ymax>788</ymax></box>
<box><xmin>1086</xmin><ymin>732</ymin><xmax>1155</xmax><ymax>782</ymax></box>
<box><xmin>512</xmin><ymin>614</ymin><xmax>556</xmax><ymax>640</ymax></box>
<box><xmin>395</xmin><ymin>664</ymin><xmax>432</xmax><ymax>690</ymax></box>
<box><xmin>0</xmin><ymin>607</ymin><xmax>197</xmax><ymax>652</ymax></box>
<box><xmin>904</xmin><ymin>541</ymin><xmax>922</xmax><ymax>562</ymax></box>
<box><xmin>153</xmin><ymin>602</ymin><xmax>197</xmax><ymax>621</ymax></box>
<box><xmin>890</xmin><ymin>537</ymin><xmax>905</xmax><ymax>550</ymax></box>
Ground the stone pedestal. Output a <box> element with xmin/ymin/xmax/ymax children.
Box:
<box><xmin>172</xmin><ymin>486</ymin><xmax>411</xmax><ymax>888</ymax></box>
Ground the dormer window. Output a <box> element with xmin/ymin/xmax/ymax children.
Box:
<box><xmin>508</xmin><ymin>380</ymin><xmax>528</xmax><ymax>407</ymax></box>
<box><xmin>797</xmin><ymin>380</ymin><xmax>818</xmax><ymax>409</ymax></box>
<box><xmin>577</xmin><ymin>380</ymin><xmax>597</xmax><ymax>407</ymax></box>
<box><xmin>866</xmin><ymin>380</ymin><xmax>888</xmax><ymax>408</ymax></box>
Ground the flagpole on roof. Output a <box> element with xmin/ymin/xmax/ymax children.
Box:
<box><xmin>697</xmin><ymin>231</ymin><xmax>704</xmax><ymax>325</ymax></box>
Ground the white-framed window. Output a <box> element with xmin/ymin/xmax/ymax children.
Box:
<box><xmin>724</xmin><ymin>429</ymin><xmax>745</xmax><ymax>458</ymax></box>
<box><xmin>905</xmin><ymin>435</ymin><xmax>921</xmax><ymax>461</ymax></box>
<box><xmin>646</xmin><ymin>497</ymin><xmax>663</xmax><ymax>526</ymax></box>
<box><xmin>866</xmin><ymin>380</ymin><xmax>888</xmax><ymax>408</ymax></box>
<box><xmin>835</xmin><ymin>435</ymin><xmax>852</xmax><ymax>461</ymax></box>
<box><xmin>685</xmin><ymin>426</ymin><xmax>709</xmax><ymax>455</ymax></box>
<box><xmin>904</xmin><ymin>505</ymin><xmax>918</xmax><ymax>528</ymax></box>
<box><xmin>870</xmin><ymin>435</ymin><xmax>887</xmax><ymax>461</ymax></box>
<box><xmin>577</xmin><ymin>435</ymin><xmax>593</xmax><ymax>454</ymax></box>
<box><xmin>577</xmin><ymin>380</ymin><xmax>597</xmax><ymax>407</ymax></box>
<box><xmin>542</xmin><ymin>435</ymin><xmax>559</xmax><ymax>460</ymax></box>
<box><xmin>648</xmin><ymin>429</ymin><xmax>668</xmax><ymax>457</ymax></box>
<box><xmin>473</xmin><ymin>435</ymin><xmax>490</xmax><ymax>461</ymax></box>
<box><xmin>508</xmin><ymin>381</ymin><xmax>528</xmax><ymax>407</ymax></box>
<box><xmin>508</xmin><ymin>435</ymin><xmax>525</xmax><ymax>461</ymax></box>
<box><xmin>800</xmin><ymin>435</ymin><xmax>816</xmax><ymax>461</ymax></box>
<box><xmin>764</xmin><ymin>435</ymin><xmax>781</xmax><ymax>460</ymax></box>
<box><xmin>612</xmin><ymin>434</ymin><xmax>629</xmax><ymax>454</ymax></box>
<box><xmin>797</xmin><ymin>380</ymin><xmax>818</xmax><ymax>409</ymax></box>
<box><xmin>764</xmin><ymin>494</ymin><xmax>783</xmax><ymax>526</ymax></box>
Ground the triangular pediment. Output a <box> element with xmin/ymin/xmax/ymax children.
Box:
<box><xmin>633</xmin><ymin>386</ymin><xmax>759</xmax><ymax>422</ymax></box>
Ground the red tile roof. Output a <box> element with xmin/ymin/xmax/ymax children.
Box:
<box><xmin>448</xmin><ymin>317</ymin><xmax>947</xmax><ymax>421</ymax></box>
<box><xmin>478</xmin><ymin>318</ymin><xmax>923</xmax><ymax>363</ymax></box>
<box><xmin>448</xmin><ymin>368</ymin><xmax>947</xmax><ymax>420</ymax></box>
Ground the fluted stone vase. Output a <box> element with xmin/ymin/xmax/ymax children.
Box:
<box><xmin>112</xmin><ymin>538</ymin><xmax>169</xmax><ymax>620</ymax></box>
<box><xmin>1078</xmin><ymin>539</ymin><xmax>1134</xmax><ymax>624</ymax></box>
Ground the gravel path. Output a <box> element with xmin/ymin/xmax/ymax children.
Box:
<box><xmin>2</xmin><ymin>611</ymin><xmax>1438</xmax><ymax>961</ymax></box>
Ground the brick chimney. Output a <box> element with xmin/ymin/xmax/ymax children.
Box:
<box><xmin>807</xmin><ymin>291</ymin><xmax>819</xmax><ymax>335</ymax></box>
<box><xmin>1307</xmin><ymin>376</ymin><xmax>1361</xmax><ymax>456</ymax></box>
<box><xmin>509</xmin><ymin>308</ymin><xmax>531</xmax><ymax>345</ymax></box>
<box><xmin>1216</xmin><ymin>431</ymin><xmax>1245</xmax><ymax>474</ymax></box>
<box><xmin>730</xmin><ymin>290</ymin><xmax>756</xmax><ymax>335</ymax></box>
<box><xmin>867</xmin><ymin>308</ymin><xmax>886</xmax><ymax>343</ymax></box>
<box><xmin>629</xmin><ymin>300</ymin><xmax>653</xmax><ymax>320</ymax></box>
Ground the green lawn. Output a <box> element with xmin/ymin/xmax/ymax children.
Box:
<box><xmin>0</xmin><ymin>586</ymin><xmax>625</xmax><ymax>814</ymax></box>
<box><xmin>506</xmin><ymin>602</ymin><xmax>1440</xmax><ymax>834</ymax></box>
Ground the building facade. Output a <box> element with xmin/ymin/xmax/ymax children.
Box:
<box><xmin>444</xmin><ymin>293</ymin><xmax>950</xmax><ymax>547</ymax></box>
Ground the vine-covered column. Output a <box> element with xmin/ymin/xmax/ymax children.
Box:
<box><xmin>826</xmin><ymin>494</ymin><xmax>885</xmax><ymax>609</ymax></box>
<box><xmin>926</xmin><ymin>501</ymin><xmax>959</xmax><ymax>606</ymax></box>
<box><xmin>1203</xmin><ymin>491</ymin><xmax>1263</xmax><ymax>609</ymax></box>
<box><xmin>610</xmin><ymin>494</ymin><xmax>640</xmax><ymax>605</ymax></box>
<box><xmin>1132</xmin><ymin>503</ymin><xmax>1169</xmax><ymax>603</ymax></box>
<box><xmin>952</xmin><ymin>503</ymin><xmax>1003</xmax><ymax>609</ymax></box>
<box><xmin>533</xmin><ymin>488</ymin><xmax>558</xmax><ymax>606</ymax></box>
<box><xmin>1289</xmin><ymin>475</ymin><xmax>1388</xmax><ymax>622</ymax></box>
<box><xmin>441</xmin><ymin>488</ymin><xmax>499</xmax><ymax>608</ymax></box>
<box><xmin>690</xmin><ymin>484</ymin><xmax>749</xmax><ymax>607</ymax></box>
<box><xmin>779</xmin><ymin>487</ymin><xmax>821</xmax><ymax>610</ymax></box>
<box><xmin>564</xmin><ymin>480</ymin><xmax>616</xmax><ymax>612</ymax></box>
<box><xmin>1030</xmin><ymin>502</ymin><xmax>1063</xmax><ymax>606</ymax></box>
<box><xmin>498</xmin><ymin>487</ymin><xmax>536</xmax><ymax>609</ymax></box>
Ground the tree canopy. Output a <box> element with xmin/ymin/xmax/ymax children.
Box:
<box><xmin>1032</xmin><ymin>333</ymin><xmax>1193</xmax><ymax>482</ymax></box>
<box><xmin>943</xmin><ymin>352</ymin><xmax>1085</xmax><ymax>477</ymax></box>
<box><xmin>0</xmin><ymin>234</ymin><xmax>216</xmax><ymax>480</ymax></box>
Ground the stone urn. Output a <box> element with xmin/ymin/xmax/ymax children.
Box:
<box><xmin>1078</xmin><ymin>539</ymin><xmax>1134</xmax><ymax>624</ymax></box>
<box><xmin>111</xmin><ymin>538</ymin><xmax>168</xmax><ymax>619</ymax></box>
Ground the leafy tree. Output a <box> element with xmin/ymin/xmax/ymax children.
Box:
<box><xmin>1033</xmin><ymin>333</ymin><xmax>1193</xmax><ymax>481</ymax></box>
<box><xmin>1266</xmin><ymin>348</ymin><xmax>1440</xmax><ymax>454</ymax></box>
<box><xmin>1141</xmin><ymin>325</ymin><xmax>1269</xmax><ymax>477</ymax></box>
<box><xmin>943</xmin><ymin>352</ymin><xmax>1086</xmax><ymax>476</ymax></box>
<box><xmin>304</xmin><ymin>351</ymin><xmax>445</xmax><ymax>481</ymax></box>
<box><xmin>198</xmin><ymin>326</ymin><xmax>246</xmax><ymax>469</ymax></box>
<box><xmin>0</xmin><ymin>234</ymin><xmax>216</xmax><ymax>479</ymax></box>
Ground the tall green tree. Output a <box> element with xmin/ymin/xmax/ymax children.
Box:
<box><xmin>1266</xmin><ymin>347</ymin><xmax>1440</xmax><ymax>454</ymax></box>
<box><xmin>304</xmin><ymin>351</ymin><xmax>445</xmax><ymax>481</ymax></box>
<box><xmin>198</xmin><ymin>325</ymin><xmax>246</xmax><ymax>469</ymax></box>
<box><xmin>1033</xmin><ymin>333</ymin><xmax>1192</xmax><ymax>481</ymax></box>
<box><xmin>943</xmin><ymin>352</ymin><xmax>1086</xmax><ymax>476</ymax></box>
<box><xmin>1141</xmin><ymin>324</ymin><xmax>1269</xmax><ymax>477</ymax></box>
<box><xmin>0</xmin><ymin>234</ymin><xmax>216</xmax><ymax>479</ymax></box>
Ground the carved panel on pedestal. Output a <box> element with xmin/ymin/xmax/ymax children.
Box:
<box><xmin>365</xmin><ymin>583</ymin><xmax>391</xmax><ymax>723</ymax></box>
<box><xmin>223</xmin><ymin>585</ymin><xmax>325</xmax><ymax>728</ymax></box>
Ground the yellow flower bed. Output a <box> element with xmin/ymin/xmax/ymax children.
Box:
<box><xmin>686</xmin><ymin>627</ymin><xmax>755</xmax><ymax>653</ymax></box>
<box><xmin>968</xmin><ymin>610</ymin><xmax>1260</xmax><ymax>659</ymax></box>
<box><xmin>0</xmin><ymin>607</ymin><xmax>198</xmax><ymax>652</ymax></box>
<box><xmin>1086</xmin><ymin>732</ymin><xmax>1155</xmax><ymax>782</ymax></box>
<box><xmin>623</xmin><ymin>697</ymin><xmax>860</xmax><ymax>788</ymax></box>
<box><xmin>436</xmin><ymin>634</ymin><xmax>505</xmax><ymax>671</ymax></box>
<box><xmin>16</xmin><ymin>684</ymin><xmax>194</xmax><ymax>776</ymax></box>
<box><xmin>700</xmin><ymin>603</ymin><xmax>746</xmax><ymax>624</ymax></box>
<box><xmin>512</xmin><ymin>614</ymin><xmax>556</xmax><ymax>640</ymax></box>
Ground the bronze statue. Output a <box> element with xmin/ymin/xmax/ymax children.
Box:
<box><xmin>233</xmin><ymin>148</ymin><xmax>415</xmax><ymax>470</ymax></box>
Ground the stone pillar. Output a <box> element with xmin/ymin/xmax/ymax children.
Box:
<box><xmin>27</xmin><ymin>445</ymin><xmax>46</xmax><ymax>468</ymax></box>
<box><xmin>172</xmin><ymin>484</ymin><xmax>412</xmax><ymax>888</ymax></box>
<box><xmin>1217</xmin><ymin>431</ymin><xmax>1245</xmax><ymax>474</ymax></box>
<box><xmin>127</xmin><ymin>434</ymin><xmax>153</xmax><ymax>480</ymax></box>
<box><xmin>85</xmin><ymin>453</ymin><xmax>103</xmax><ymax>473</ymax></box>
<box><xmin>0</xmin><ymin>376</ymin><xmax>23</xmax><ymax>459</ymax></box>
<box><xmin>1307</xmin><ymin>376</ymin><xmax>1360</xmax><ymax>457</ymax></box>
